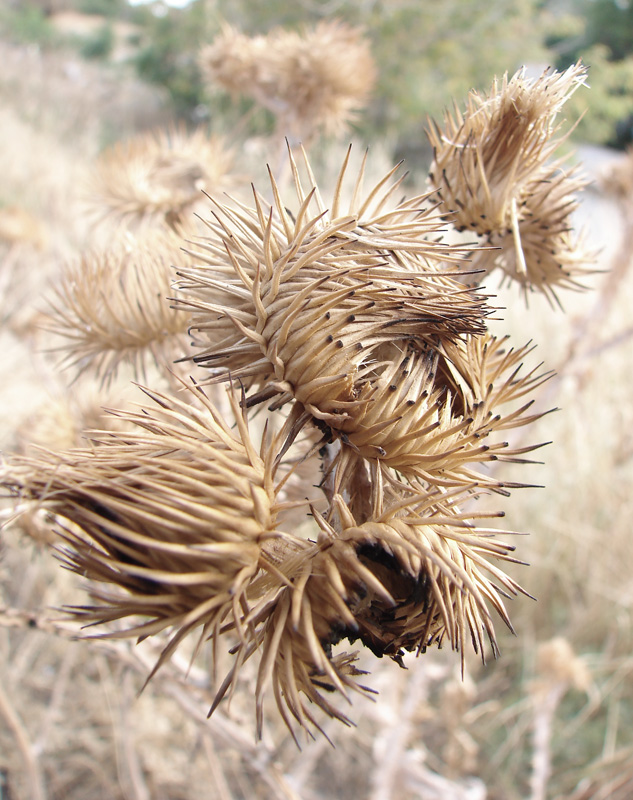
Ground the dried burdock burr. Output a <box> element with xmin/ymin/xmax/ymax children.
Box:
<box><xmin>3</xmin><ymin>382</ymin><xmax>303</xmax><ymax>678</ymax></box>
<box><xmin>1</xmin><ymin>61</ymin><xmax>595</xmax><ymax>740</ymax></box>
<box><xmin>215</xmin><ymin>488</ymin><xmax>528</xmax><ymax>741</ymax></box>
<box><xmin>466</xmin><ymin>161</ymin><xmax>594</xmax><ymax>303</ymax></box>
<box><xmin>327</xmin><ymin>332</ymin><xmax>552</xmax><ymax>496</ymax></box>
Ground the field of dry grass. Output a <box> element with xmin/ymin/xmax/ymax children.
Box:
<box><xmin>1</xmin><ymin>35</ymin><xmax>633</xmax><ymax>800</ymax></box>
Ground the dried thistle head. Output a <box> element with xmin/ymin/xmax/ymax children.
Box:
<box><xmin>328</xmin><ymin>332</ymin><xmax>550</xmax><ymax>494</ymax></box>
<box><xmin>1</xmin><ymin>71</ymin><xmax>584</xmax><ymax>737</ymax></box>
<box><xmin>1</xmin><ymin>371</ymin><xmax>535</xmax><ymax>739</ymax></box>
<box><xmin>46</xmin><ymin>231</ymin><xmax>191</xmax><ymax>383</ymax></box>
<box><xmin>467</xmin><ymin>161</ymin><xmax>596</xmax><ymax>303</ymax></box>
<box><xmin>200</xmin><ymin>21</ymin><xmax>376</xmax><ymax>140</ymax></box>
<box><xmin>427</xmin><ymin>63</ymin><xmax>593</xmax><ymax>298</ymax></box>
<box><xmin>218</xmin><ymin>488</ymin><xmax>527</xmax><ymax>739</ymax></box>
<box><xmin>3</xmin><ymin>383</ymin><xmax>298</xmax><ymax>675</ymax></box>
<box><xmin>266</xmin><ymin>20</ymin><xmax>376</xmax><ymax>139</ymax></box>
<box><xmin>177</xmin><ymin>145</ymin><xmax>488</xmax><ymax>424</ymax></box>
<box><xmin>199</xmin><ymin>24</ymin><xmax>264</xmax><ymax>98</ymax></box>
<box><xmin>86</xmin><ymin>125</ymin><xmax>234</xmax><ymax>232</ymax></box>
<box><xmin>17</xmin><ymin>396</ymin><xmax>114</xmax><ymax>455</ymax></box>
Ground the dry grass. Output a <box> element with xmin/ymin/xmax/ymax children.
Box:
<box><xmin>1</xmin><ymin>34</ymin><xmax>632</xmax><ymax>800</ymax></box>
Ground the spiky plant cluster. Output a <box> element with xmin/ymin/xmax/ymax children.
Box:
<box><xmin>178</xmin><ymin>147</ymin><xmax>548</xmax><ymax>495</ymax></box>
<box><xmin>2</xmin><ymin>65</ymin><xmax>593</xmax><ymax>739</ymax></box>
<box><xmin>46</xmin><ymin>231</ymin><xmax>191</xmax><ymax>383</ymax></box>
<box><xmin>86</xmin><ymin>125</ymin><xmax>234</xmax><ymax>232</ymax></box>
<box><xmin>5</xmin><ymin>383</ymin><xmax>301</xmax><ymax>671</ymax></box>
<box><xmin>199</xmin><ymin>20</ymin><xmax>376</xmax><ymax>141</ymax></box>
<box><xmin>427</xmin><ymin>63</ymin><xmax>593</xmax><ymax>303</ymax></box>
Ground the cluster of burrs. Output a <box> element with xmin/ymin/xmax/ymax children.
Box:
<box><xmin>3</xmin><ymin>64</ymin><xmax>593</xmax><ymax>741</ymax></box>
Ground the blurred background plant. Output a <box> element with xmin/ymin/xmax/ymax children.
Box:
<box><xmin>0</xmin><ymin>0</ymin><xmax>633</xmax><ymax>799</ymax></box>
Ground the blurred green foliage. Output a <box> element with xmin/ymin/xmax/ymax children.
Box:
<box><xmin>80</xmin><ymin>22</ymin><xmax>114</xmax><ymax>60</ymax></box>
<box><xmin>0</xmin><ymin>4</ymin><xmax>57</xmax><ymax>47</ymax></box>
<box><xmin>564</xmin><ymin>44</ymin><xmax>633</xmax><ymax>146</ymax></box>
<box><xmin>547</xmin><ymin>0</ymin><xmax>633</xmax><ymax>147</ymax></box>
<box><xmin>78</xmin><ymin>0</ymin><xmax>130</xmax><ymax>17</ymax></box>
<box><xmin>132</xmin><ymin>2</ymin><xmax>211</xmax><ymax>117</ymax></box>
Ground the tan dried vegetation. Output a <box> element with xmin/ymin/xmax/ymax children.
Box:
<box><xmin>1</xmin><ymin>23</ymin><xmax>630</xmax><ymax>800</ymax></box>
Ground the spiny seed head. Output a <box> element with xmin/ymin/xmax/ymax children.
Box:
<box><xmin>427</xmin><ymin>62</ymin><xmax>587</xmax><ymax>236</ymax></box>
<box><xmin>468</xmin><ymin>162</ymin><xmax>597</xmax><ymax>304</ymax></box>
<box><xmin>199</xmin><ymin>24</ymin><xmax>264</xmax><ymax>98</ymax></box>
<box><xmin>86</xmin><ymin>125</ymin><xmax>234</xmax><ymax>232</ymax></box>
<box><xmin>4</xmin><ymin>383</ymin><xmax>296</xmax><ymax>671</ymax></box>
<box><xmin>46</xmin><ymin>231</ymin><xmax>191</xmax><ymax>383</ymax></box>
<box><xmin>427</xmin><ymin>62</ymin><xmax>593</xmax><ymax>298</ymax></box>
<box><xmin>314</xmin><ymin>332</ymin><xmax>551</xmax><ymax>497</ymax></box>
<box><xmin>177</xmin><ymin>145</ymin><xmax>489</xmax><ymax>420</ymax></box>
<box><xmin>200</xmin><ymin>20</ymin><xmax>376</xmax><ymax>140</ymax></box>
<box><xmin>218</xmin><ymin>489</ymin><xmax>527</xmax><ymax>739</ymax></box>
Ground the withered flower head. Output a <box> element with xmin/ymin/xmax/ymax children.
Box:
<box><xmin>47</xmin><ymin>231</ymin><xmax>191</xmax><ymax>383</ymax></box>
<box><xmin>468</xmin><ymin>162</ymin><xmax>596</xmax><ymax>304</ymax></box>
<box><xmin>217</xmin><ymin>489</ymin><xmax>528</xmax><ymax>740</ymax></box>
<box><xmin>330</xmin><ymin>332</ymin><xmax>551</xmax><ymax>493</ymax></box>
<box><xmin>199</xmin><ymin>24</ymin><xmax>264</xmax><ymax>98</ymax></box>
<box><xmin>4</xmin><ymin>383</ymin><xmax>296</xmax><ymax>678</ymax></box>
<box><xmin>427</xmin><ymin>62</ymin><xmax>593</xmax><ymax>297</ymax></box>
<box><xmin>86</xmin><ymin>125</ymin><xmax>234</xmax><ymax>232</ymax></box>
<box><xmin>200</xmin><ymin>20</ymin><xmax>376</xmax><ymax>140</ymax></box>
<box><xmin>177</xmin><ymin>144</ymin><xmax>488</xmax><ymax>425</ymax></box>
